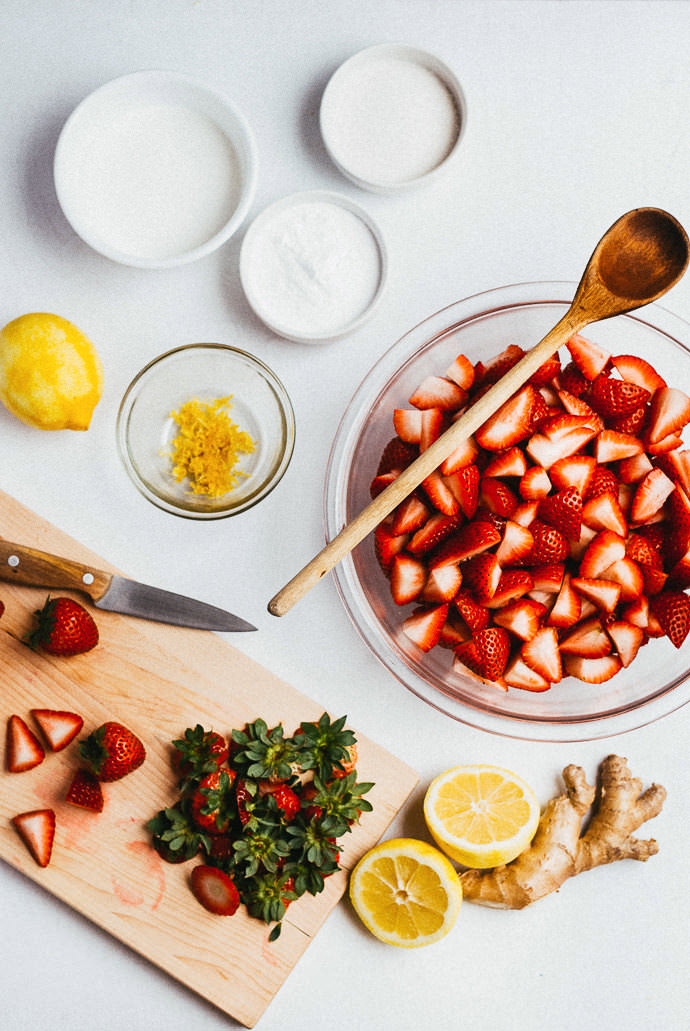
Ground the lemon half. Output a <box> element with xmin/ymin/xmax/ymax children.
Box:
<box><xmin>0</xmin><ymin>312</ymin><xmax>103</xmax><ymax>430</ymax></box>
<box><xmin>423</xmin><ymin>765</ymin><xmax>540</xmax><ymax>869</ymax></box>
<box><xmin>349</xmin><ymin>837</ymin><xmax>462</xmax><ymax>948</ymax></box>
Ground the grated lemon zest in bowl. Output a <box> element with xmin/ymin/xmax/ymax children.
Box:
<box><xmin>168</xmin><ymin>396</ymin><xmax>256</xmax><ymax>498</ymax></box>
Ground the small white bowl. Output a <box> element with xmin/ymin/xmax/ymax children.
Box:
<box><xmin>320</xmin><ymin>43</ymin><xmax>467</xmax><ymax>194</ymax></box>
<box><xmin>239</xmin><ymin>190</ymin><xmax>388</xmax><ymax>343</ymax></box>
<box><xmin>54</xmin><ymin>71</ymin><xmax>258</xmax><ymax>269</ymax></box>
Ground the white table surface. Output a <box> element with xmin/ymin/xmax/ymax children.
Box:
<box><xmin>2</xmin><ymin>2</ymin><xmax>690</xmax><ymax>1028</ymax></box>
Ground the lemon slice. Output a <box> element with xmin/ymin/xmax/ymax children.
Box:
<box><xmin>423</xmin><ymin>765</ymin><xmax>540</xmax><ymax>868</ymax></box>
<box><xmin>349</xmin><ymin>837</ymin><xmax>462</xmax><ymax>948</ymax></box>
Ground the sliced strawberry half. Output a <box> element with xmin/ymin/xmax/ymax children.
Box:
<box><xmin>559</xmin><ymin>616</ymin><xmax>612</xmax><ymax>657</ymax></box>
<box><xmin>611</xmin><ymin>353</ymin><xmax>667</xmax><ymax>393</ymax></box>
<box><xmin>646</xmin><ymin>387</ymin><xmax>690</xmax><ymax>444</ymax></box>
<box><xmin>473</xmin><ymin>626</ymin><xmax>511</xmax><ymax>680</ymax></box>
<box><xmin>503</xmin><ymin>654</ymin><xmax>551</xmax><ymax>692</ymax></box>
<box><xmin>462</xmin><ymin>552</ymin><xmax>502</xmax><ymax>602</ymax></box>
<box><xmin>31</xmin><ymin>709</ymin><xmax>84</xmax><ymax>752</ymax></box>
<box><xmin>429</xmin><ymin>519</ymin><xmax>501</xmax><ymax>567</ymax></box>
<box><xmin>630</xmin><ymin>468</ymin><xmax>675</xmax><ymax>524</ymax></box>
<box><xmin>493</xmin><ymin>597</ymin><xmax>546</xmax><ymax>641</ymax></box>
<box><xmin>6</xmin><ymin>715</ymin><xmax>45</xmax><ymax>773</ymax></box>
<box><xmin>390</xmin><ymin>554</ymin><xmax>427</xmax><ymax>605</ymax></box>
<box><xmin>563</xmin><ymin>654</ymin><xmax>622</xmax><ymax>683</ymax></box>
<box><xmin>12</xmin><ymin>808</ymin><xmax>55</xmax><ymax>867</ymax></box>
<box><xmin>475</xmin><ymin>384</ymin><xmax>536</xmax><ymax>451</ymax></box>
<box><xmin>445</xmin><ymin>353</ymin><xmax>475</xmax><ymax>391</ymax></box>
<box><xmin>606</xmin><ymin>621</ymin><xmax>644</xmax><ymax>668</ymax></box>
<box><xmin>408</xmin><ymin>513</ymin><xmax>461</xmax><ymax>556</ymax></box>
<box><xmin>402</xmin><ymin>603</ymin><xmax>450</xmax><ymax>651</ymax></box>
<box><xmin>521</xmin><ymin>626</ymin><xmax>562</xmax><ymax>683</ymax></box>
<box><xmin>190</xmin><ymin>864</ymin><xmax>240</xmax><ymax>915</ymax></box>
<box><xmin>549</xmin><ymin>454</ymin><xmax>596</xmax><ymax>495</ymax></box>
<box><xmin>409</xmin><ymin>375</ymin><xmax>467</xmax><ymax>411</ymax></box>
<box><xmin>537</xmin><ymin>487</ymin><xmax>583</xmax><ymax>542</ymax></box>
<box><xmin>496</xmin><ymin>520</ymin><xmax>534</xmax><ymax>566</ymax></box>
<box><xmin>588</xmin><ymin>373</ymin><xmax>650</xmax><ymax>419</ymax></box>
<box><xmin>570</xmin><ymin>576</ymin><xmax>621</xmax><ymax>613</ymax></box>
<box><xmin>566</xmin><ymin>333</ymin><xmax>611</xmax><ymax>380</ymax></box>
<box><xmin>579</xmin><ymin>529</ymin><xmax>627</xmax><ymax>579</ymax></box>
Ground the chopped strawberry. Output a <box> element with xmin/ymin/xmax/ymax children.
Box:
<box><xmin>582</xmin><ymin>490</ymin><xmax>627</xmax><ymax>536</ymax></box>
<box><xmin>437</xmin><ymin>613</ymin><xmax>471</xmax><ymax>649</ymax></box>
<box><xmin>6</xmin><ymin>715</ymin><xmax>45</xmax><ymax>773</ymax></box>
<box><xmin>608</xmin><ymin>404</ymin><xmax>649</xmax><ymax>437</ymax></box>
<box><xmin>559</xmin><ymin>616</ymin><xmax>612</xmax><ymax>657</ymax></box>
<box><xmin>579</xmin><ymin>530</ymin><xmax>627</xmax><ymax>579</ymax></box>
<box><xmin>570</xmin><ymin>576</ymin><xmax>621</xmax><ymax>613</ymax></box>
<box><xmin>646</xmin><ymin>432</ymin><xmax>684</xmax><ymax>455</ymax></box>
<box><xmin>537</xmin><ymin>487</ymin><xmax>583</xmax><ymax>542</ymax></box>
<box><xmin>454</xmin><ymin>589</ymin><xmax>491</xmax><ymax>632</ymax></box>
<box><xmin>557</xmin><ymin>361</ymin><xmax>591</xmax><ymax>397</ymax></box>
<box><xmin>462</xmin><ymin>552</ymin><xmax>502</xmax><ymax>602</ymax></box>
<box><xmin>12</xmin><ymin>808</ymin><xmax>56</xmax><ymax>867</ymax></box>
<box><xmin>473</xmin><ymin>344</ymin><xmax>524</xmax><ymax>389</ymax></box>
<box><xmin>566</xmin><ymin>333</ymin><xmax>611</xmax><ymax>380</ymax></box>
<box><xmin>639</xmin><ymin>563</ymin><xmax>668</xmax><ymax>596</ymax></box>
<box><xmin>445</xmin><ymin>353</ymin><xmax>475</xmax><ymax>391</ymax></box>
<box><xmin>606</xmin><ymin>621</ymin><xmax>644</xmax><ymax>667</ymax></box>
<box><xmin>525</xmin><ymin>521</ymin><xmax>568</xmax><ymax>564</ymax></box>
<box><xmin>588</xmin><ymin>373</ymin><xmax>650</xmax><ymax>419</ymax></box>
<box><xmin>393</xmin><ymin>408</ymin><xmax>422</xmax><ymax>442</ymax></box>
<box><xmin>408</xmin><ymin>513</ymin><xmax>461</xmax><ymax>556</ymax></box>
<box><xmin>190</xmin><ymin>864</ymin><xmax>240</xmax><ymax>916</ymax></box>
<box><xmin>374</xmin><ymin>523</ymin><xmax>409</xmax><ymax>573</ymax></box>
<box><xmin>493</xmin><ymin>597</ymin><xmax>545</xmax><ymax>641</ymax></box>
<box><xmin>483</xmin><ymin>447</ymin><xmax>527</xmax><ymax>479</ymax></box>
<box><xmin>563</xmin><ymin>654</ymin><xmax>622</xmax><ymax>683</ymax></box>
<box><xmin>630</xmin><ymin>468</ymin><xmax>675</xmax><ymax>524</ymax></box>
<box><xmin>655</xmin><ymin>448</ymin><xmax>690</xmax><ymax>498</ymax></box>
<box><xmin>649</xmin><ymin>590</ymin><xmax>690</xmax><ymax>648</ymax></box>
<box><xmin>526</xmin><ymin>427</ymin><xmax>595</xmax><ymax>468</ymax></box>
<box><xmin>521</xmin><ymin>626</ymin><xmax>562</xmax><ymax>683</ymax></box>
<box><xmin>549</xmin><ymin>454</ymin><xmax>596</xmax><ymax>495</ymax></box>
<box><xmin>529</xmin><ymin>562</ymin><xmax>565</xmax><ymax>592</ymax></box>
<box><xmin>528</xmin><ymin>355</ymin><xmax>561</xmax><ymax>387</ymax></box>
<box><xmin>617</xmin><ymin>452</ymin><xmax>654</xmax><ymax>484</ymax></box>
<box><xmin>645</xmin><ymin>387</ymin><xmax>690</xmax><ymax>444</ymax></box>
<box><xmin>621</xmin><ymin>595</ymin><xmax>649</xmax><ymax>628</ymax></box>
<box><xmin>496</xmin><ymin>520</ymin><xmax>534</xmax><ymax>566</ymax></box>
<box><xmin>585</xmin><ymin>466</ymin><xmax>619</xmax><ymax>500</ymax></box>
<box><xmin>421</xmin><ymin>408</ymin><xmax>446</xmax><ymax>451</ymax></box>
<box><xmin>440</xmin><ymin>437</ymin><xmax>480</xmax><ymax>476</ymax></box>
<box><xmin>391</xmin><ymin>494</ymin><xmax>431</xmax><ymax>535</ymax></box>
<box><xmin>611</xmin><ymin>353</ymin><xmax>666</xmax><ymax>393</ymax></box>
<box><xmin>445</xmin><ymin>462</ymin><xmax>479</xmax><ymax>516</ymax></box>
<box><xmin>485</xmin><ymin>569</ymin><xmax>534</xmax><ymax>608</ymax></box>
<box><xmin>480</xmin><ymin>476</ymin><xmax>518</xmax><ymax>518</ymax></box>
<box><xmin>65</xmin><ymin>768</ymin><xmax>104</xmax><ymax>812</ymax></box>
<box><xmin>475</xmin><ymin>385</ymin><xmax>536</xmax><ymax>451</ymax></box>
<box><xmin>377</xmin><ymin>437</ymin><xmax>418</xmax><ymax>475</ymax></box>
<box><xmin>370</xmin><ymin>469</ymin><xmax>400</xmax><ymax>498</ymax></box>
<box><xmin>519</xmin><ymin>465</ymin><xmax>552</xmax><ymax>500</ymax></box>
<box><xmin>594</xmin><ymin>429</ymin><xmax>644</xmax><ymax>463</ymax></box>
<box><xmin>420</xmin><ymin>565</ymin><xmax>463</xmax><ymax>603</ymax></box>
<box><xmin>30</xmin><ymin>709</ymin><xmax>84</xmax><ymax>752</ymax></box>
<box><xmin>390</xmin><ymin>553</ymin><xmax>427</xmax><ymax>605</ymax></box>
<box><xmin>473</xmin><ymin>626</ymin><xmax>511</xmax><ymax>680</ymax></box>
<box><xmin>454</xmin><ymin>638</ymin><xmax>485</xmax><ymax>678</ymax></box>
<box><xmin>402</xmin><ymin>603</ymin><xmax>450</xmax><ymax>651</ymax></box>
<box><xmin>410</xmin><ymin>375</ymin><xmax>467</xmax><ymax>411</ymax></box>
<box><xmin>429</xmin><ymin>519</ymin><xmax>501</xmax><ymax>567</ymax></box>
<box><xmin>512</xmin><ymin>500</ymin><xmax>539</xmax><ymax>527</ymax></box>
<box><xmin>599</xmin><ymin>557</ymin><xmax>644</xmax><ymax>602</ymax></box>
<box><xmin>503</xmin><ymin>654</ymin><xmax>551</xmax><ymax>692</ymax></box>
<box><xmin>421</xmin><ymin>470</ymin><xmax>459</xmax><ymax>515</ymax></box>
<box><xmin>556</xmin><ymin>390</ymin><xmax>603</xmax><ymax>432</ymax></box>
<box><xmin>547</xmin><ymin>572</ymin><xmax>581</xmax><ymax>628</ymax></box>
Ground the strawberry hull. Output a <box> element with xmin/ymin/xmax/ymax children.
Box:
<box><xmin>369</xmin><ymin>333</ymin><xmax>690</xmax><ymax>692</ymax></box>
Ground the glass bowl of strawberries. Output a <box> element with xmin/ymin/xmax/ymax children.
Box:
<box><xmin>324</xmin><ymin>281</ymin><xmax>690</xmax><ymax>740</ymax></box>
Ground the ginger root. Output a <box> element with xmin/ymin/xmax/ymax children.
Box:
<box><xmin>459</xmin><ymin>755</ymin><xmax>666</xmax><ymax>909</ymax></box>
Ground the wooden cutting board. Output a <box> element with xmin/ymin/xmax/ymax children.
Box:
<box><xmin>0</xmin><ymin>489</ymin><xmax>418</xmax><ymax>1027</ymax></box>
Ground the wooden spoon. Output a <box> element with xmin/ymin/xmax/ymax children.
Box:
<box><xmin>268</xmin><ymin>207</ymin><xmax>689</xmax><ymax>617</ymax></box>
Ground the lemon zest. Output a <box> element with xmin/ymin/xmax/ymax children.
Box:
<box><xmin>168</xmin><ymin>396</ymin><xmax>256</xmax><ymax>498</ymax></box>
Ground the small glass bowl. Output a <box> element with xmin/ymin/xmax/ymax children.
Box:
<box><xmin>117</xmin><ymin>344</ymin><xmax>295</xmax><ymax>518</ymax></box>
<box><xmin>324</xmin><ymin>281</ymin><xmax>690</xmax><ymax>741</ymax></box>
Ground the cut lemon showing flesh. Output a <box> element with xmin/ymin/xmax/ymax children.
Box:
<box><xmin>423</xmin><ymin>765</ymin><xmax>540</xmax><ymax>868</ymax></box>
<box><xmin>349</xmin><ymin>837</ymin><xmax>462</xmax><ymax>948</ymax></box>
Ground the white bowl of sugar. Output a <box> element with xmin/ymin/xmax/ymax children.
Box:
<box><xmin>319</xmin><ymin>44</ymin><xmax>466</xmax><ymax>194</ymax></box>
<box><xmin>54</xmin><ymin>71</ymin><xmax>257</xmax><ymax>269</ymax></box>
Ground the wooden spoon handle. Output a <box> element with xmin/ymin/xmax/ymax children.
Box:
<box><xmin>0</xmin><ymin>541</ymin><xmax>113</xmax><ymax>601</ymax></box>
<box><xmin>268</xmin><ymin>309</ymin><xmax>585</xmax><ymax>617</ymax></box>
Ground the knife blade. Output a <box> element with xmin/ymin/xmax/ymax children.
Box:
<box><xmin>0</xmin><ymin>541</ymin><xmax>256</xmax><ymax>631</ymax></box>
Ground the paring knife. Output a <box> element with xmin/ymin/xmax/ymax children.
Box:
<box><xmin>0</xmin><ymin>541</ymin><xmax>256</xmax><ymax>632</ymax></box>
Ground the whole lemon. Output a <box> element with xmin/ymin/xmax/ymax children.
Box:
<box><xmin>0</xmin><ymin>313</ymin><xmax>104</xmax><ymax>430</ymax></box>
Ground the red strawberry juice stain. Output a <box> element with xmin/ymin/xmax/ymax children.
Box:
<box><xmin>111</xmin><ymin>840</ymin><xmax>166</xmax><ymax>910</ymax></box>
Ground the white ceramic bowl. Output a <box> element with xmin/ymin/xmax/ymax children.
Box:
<box><xmin>239</xmin><ymin>190</ymin><xmax>387</xmax><ymax>342</ymax></box>
<box><xmin>54</xmin><ymin>71</ymin><xmax>258</xmax><ymax>268</ymax></box>
<box><xmin>320</xmin><ymin>43</ymin><xmax>467</xmax><ymax>193</ymax></box>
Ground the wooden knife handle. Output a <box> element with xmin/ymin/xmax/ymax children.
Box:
<box><xmin>0</xmin><ymin>541</ymin><xmax>113</xmax><ymax>601</ymax></box>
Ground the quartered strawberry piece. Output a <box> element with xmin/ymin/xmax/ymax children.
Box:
<box><xmin>598</xmin><ymin>557</ymin><xmax>644</xmax><ymax>602</ymax></box>
<box><xmin>537</xmin><ymin>487</ymin><xmax>583</xmax><ymax>541</ymax></box>
<box><xmin>473</xmin><ymin>626</ymin><xmax>511</xmax><ymax>680</ymax></box>
<box><xmin>521</xmin><ymin>626</ymin><xmax>562</xmax><ymax>683</ymax></box>
<box><xmin>588</xmin><ymin>373</ymin><xmax>650</xmax><ymax>419</ymax></box>
<box><xmin>557</xmin><ymin>361</ymin><xmax>591</xmax><ymax>397</ymax></box>
<box><xmin>483</xmin><ymin>446</ymin><xmax>527</xmax><ymax>479</ymax></box>
<box><xmin>377</xmin><ymin>437</ymin><xmax>418</xmax><ymax>475</ymax></box>
<box><xmin>6</xmin><ymin>715</ymin><xmax>45</xmax><ymax>773</ymax></box>
<box><xmin>420</xmin><ymin>565</ymin><xmax>463</xmax><ymax>603</ymax></box>
<box><xmin>462</xmin><ymin>553</ymin><xmax>502</xmax><ymax>602</ymax></box>
<box><xmin>30</xmin><ymin>709</ymin><xmax>84</xmax><ymax>752</ymax></box>
<box><xmin>526</xmin><ymin>426</ymin><xmax>595</xmax><ymax>468</ymax></box>
<box><xmin>611</xmin><ymin>353</ymin><xmax>667</xmax><ymax>393</ymax></box>
<box><xmin>12</xmin><ymin>808</ymin><xmax>55</xmax><ymax>867</ymax></box>
<box><xmin>390</xmin><ymin>553</ymin><xmax>427</xmax><ymax>605</ymax></box>
<box><xmin>559</xmin><ymin>616</ymin><xmax>612</xmax><ymax>658</ymax></box>
<box><xmin>408</xmin><ymin>513</ymin><xmax>461</xmax><ymax>556</ymax></box>
<box><xmin>566</xmin><ymin>333</ymin><xmax>611</xmax><ymax>380</ymax></box>
<box><xmin>374</xmin><ymin>523</ymin><xmax>409</xmax><ymax>573</ymax></box>
<box><xmin>473</xmin><ymin>344</ymin><xmax>524</xmax><ymax>389</ymax></box>
<box><xmin>445</xmin><ymin>353</ymin><xmax>475</xmax><ymax>391</ymax></box>
<box><xmin>557</xmin><ymin>390</ymin><xmax>604</xmax><ymax>432</ymax></box>
<box><xmin>444</xmin><ymin>462</ymin><xmax>479</xmax><ymax>515</ymax></box>
<box><xmin>570</xmin><ymin>577</ymin><xmax>621</xmax><ymax>613</ymax></box>
<box><xmin>645</xmin><ymin>387</ymin><xmax>690</xmax><ymax>444</ymax></box>
<box><xmin>480</xmin><ymin>476</ymin><xmax>518</xmax><ymax>518</ymax></box>
<box><xmin>440</xmin><ymin>437</ymin><xmax>479</xmax><ymax>476</ymax></box>
<box><xmin>650</xmin><ymin>590</ymin><xmax>690</xmax><ymax>647</ymax></box>
<box><xmin>409</xmin><ymin>375</ymin><xmax>467</xmax><ymax>411</ymax></box>
<box><xmin>547</xmin><ymin>572</ymin><xmax>582</xmax><ymax>628</ymax></box>
<box><xmin>579</xmin><ymin>530</ymin><xmax>627</xmax><ymax>579</ymax></box>
<box><xmin>429</xmin><ymin>519</ymin><xmax>501</xmax><ymax>567</ymax></box>
<box><xmin>525</xmin><ymin>522</ymin><xmax>568</xmax><ymax>564</ymax></box>
<box><xmin>495</xmin><ymin>520</ymin><xmax>534</xmax><ymax>566</ymax></box>
<box><xmin>391</xmin><ymin>494</ymin><xmax>431</xmax><ymax>535</ymax></box>
<box><xmin>475</xmin><ymin>385</ymin><xmax>536</xmax><ymax>451</ymax></box>
<box><xmin>563</xmin><ymin>654</ymin><xmax>622</xmax><ymax>683</ymax></box>
<box><xmin>421</xmin><ymin>470</ymin><xmax>459</xmax><ymax>515</ymax></box>
<box><xmin>582</xmin><ymin>490</ymin><xmax>627</xmax><ymax>536</ymax></box>
<box><xmin>485</xmin><ymin>569</ymin><xmax>534</xmax><ymax>608</ymax></box>
<box><xmin>617</xmin><ymin>452</ymin><xmax>654</xmax><ymax>484</ymax></box>
<box><xmin>65</xmin><ymin>768</ymin><xmax>104</xmax><ymax>812</ymax></box>
<box><xmin>594</xmin><ymin>430</ymin><xmax>644</xmax><ymax>463</ymax></box>
<box><xmin>606</xmin><ymin>620</ymin><xmax>644</xmax><ymax>667</ymax></box>
<box><xmin>655</xmin><ymin>448</ymin><xmax>690</xmax><ymax>498</ymax></box>
<box><xmin>503</xmin><ymin>654</ymin><xmax>551</xmax><ymax>692</ymax></box>
<box><xmin>402</xmin><ymin>603</ymin><xmax>450</xmax><ymax>651</ymax></box>
<box><xmin>393</xmin><ymin>408</ymin><xmax>423</xmax><ymax>443</ymax></box>
<box><xmin>454</xmin><ymin>589</ymin><xmax>491</xmax><ymax>632</ymax></box>
<box><xmin>630</xmin><ymin>468</ymin><xmax>675</xmax><ymax>524</ymax></box>
<box><xmin>519</xmin><ymin>465</ymin><xmax>552</xmax><ymax>500</ymax></box>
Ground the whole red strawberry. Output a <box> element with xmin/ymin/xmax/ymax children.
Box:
<box><xmin>28</xmin><ymin>596</ymin><xmax>99</xmax><ymax>657</ymax></box>
<box><xmin>79</xmin><ymin>721</ymin><xmax>146</xmax><ymax>781</ymax></box>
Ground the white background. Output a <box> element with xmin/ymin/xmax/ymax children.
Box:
<box><xmin>2</xmin><ymin>2</ymin><xmax>690</xmax><ymax>1029</ymax></box>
